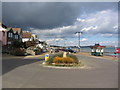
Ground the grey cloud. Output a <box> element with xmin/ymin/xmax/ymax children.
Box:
<box><xmin>2</xmin><ymin>2</ymin><xmax>117</xmax><ymax>30</ymax></box>
<box><xmin>2</xmin><ymin>2</ymin><xmax>81</xmax><ymax>29</ymax></box>
<box><xmin>31</xmin><ymin>9</ymin><xmax>118</xmax><ymax>39</ymax></box>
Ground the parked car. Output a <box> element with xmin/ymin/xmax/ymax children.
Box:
<box><xmin>55</xmin><ymin>49</ymin><xmax>59</xmax><ymax>52</ymax></box>
<box><xmin>59</xmin><ymin>49</ymin><xmax>64</xmax><ymax>51</ymax></box>
<box><xmin>64</xmin><ymin>49</ymin><xmax>76</xmax><ymax>53</ymax></box>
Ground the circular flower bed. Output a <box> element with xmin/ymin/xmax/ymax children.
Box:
<box><xmin>42</xmin><ymin>52</ymin><xmax>84</xmax><ymax>67</ymax></box>
<box><xmin>53</xmin><ymin>56</ymin><xmax>74</xmax><ymax>64</ymax></box>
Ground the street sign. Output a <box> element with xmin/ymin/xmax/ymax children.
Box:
<box><xmin>45</xmin><ymin>54</ymin><xmax>49</xmax><ymax>61</ymax></box>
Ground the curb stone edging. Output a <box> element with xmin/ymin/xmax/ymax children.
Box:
<box><xmin>40</xmin><ymin>64</ymin><xmax>91</xmax><ymax>70</ymax></box>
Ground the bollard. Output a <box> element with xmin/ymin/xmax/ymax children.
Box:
<box><xmin>45</xmin><ymin>54</ymin><xmax>49</xmax><ymax>62</ymax></box>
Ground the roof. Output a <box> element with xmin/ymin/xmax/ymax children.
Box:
<box><xmin>7</xmin><ymin>27</ymin><xmax>12</xmax><ymax>31</ymax></box>
<box><xmin>6</xmin><ymin>27</ymin><xmax>18</xmax><ymax>34</ymax></box>
<box><xmin>22</xmin><ymin>31</ymin><xmax>32</xmax><ymax>38</ymax></box>
<box><xmin>12</xmin><ymin>28</ymin><xmax>22</xmax><ymax>34</ymax></box>
<box><xmin>0</xmin><ymin>22</ymin><xmax>7</xmax><ymax>29</ymax></box>
<box><xmin>0</xmin><ymin>26</ymin><xmax>7</xmax><ymax>31</ymax></box>
<box><xmin>90</xmin><ymin>44</ymin><xmax>106</xmax><ymax>49</ymax></box>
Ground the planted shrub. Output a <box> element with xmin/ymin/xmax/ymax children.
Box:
<box><xmin>53</xmin><ymin>56</ymin><xmax>63</xmax><ymax>64</ymax></box>
<box><xmin>43</xmin><ymin>52</ymin><xmax>84</xmax><ymax>67</ymax></box>
<box><xmin>62</xmin><ymin>57</ymin><xmax>74</xmax><ymax>63</ymax></box>
<box><xmin>53</xmin><ymin>56</ymin><xmax>74</xmax><ymax>64</ymax></box>
<box><xmin>47</xmin><ymin>52</ymin><xmax>63</xmax><ymax>64</ymax></box>
<box><xmin>12</xmin><ymin>48</ymin><xmax>26</xmax><ymax>56</ymax></box>
<box><xmin>67</xmin><ymin>54</ymin><xmax>79</xmax><ymax>63</ymax></box>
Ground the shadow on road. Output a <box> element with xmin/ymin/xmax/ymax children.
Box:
<box><xmin>2</xmin><ymin>58</ymin><xmax>44</xmax><ymax>75</ymax></box>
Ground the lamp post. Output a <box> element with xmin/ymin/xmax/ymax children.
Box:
<box><xmin>64</xmin><ymin>38</ymin><xmax>67</xmax><ymax>47</ymax></box>
<box><xmin>56</xmin><ymin>40</ymin><xmax>59</xmax><ymax>46</ymax></box>
<box><xmin>75</xmin><ymin>32</ymin><xmax>82</xmax><ymax>52</ymax></box>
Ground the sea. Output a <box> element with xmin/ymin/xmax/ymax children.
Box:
<box><xmin>80</xmin><ymin>47</ymin><xmax>116</xmax><ymax>56</ymax></box>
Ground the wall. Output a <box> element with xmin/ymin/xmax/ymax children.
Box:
<box><xmin>0</xmin><ymin>31</ymin><xmax>7</xmax><ymax>46</ymax></box>
<box><xmin>22</xmin><ymin>38</ymin><xmax>30</xmax><ymax>42</ymax></box>
<box><xmin>0</xmin><ymin>31</ymin><xmax>2</xmax><ymax>43</ymax></box>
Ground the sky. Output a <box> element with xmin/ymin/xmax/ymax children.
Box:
<box><xmin>2</xmin><ymin>2</ymin><xmax>118</xmax><ymax>46</ymax></box>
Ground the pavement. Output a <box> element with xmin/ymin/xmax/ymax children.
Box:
<box><xmin>77</xmin><ymin>52</ymin><xmax>118</xmax><ymax>61</ymax></box>
<box><xmin>2</xmin><ymin>52</ymin><xmax>47</xmax><ymax>59</ymax></box>
<box><xmin>2</xmin><ymin>53</ymin><xmax>118</xmax><ymax>88</ymax></box>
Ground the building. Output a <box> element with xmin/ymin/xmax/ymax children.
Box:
<box><xmin>0</xmin><ymin>25</ymin><xmax>7</xmax><ymax>46</ymax></box>
<box><xmin>90</xmin><ymin>44</ymin><xmax>106</xmax><ymax>56</ymax></box>
<box><xmin>32</xmin><ymin>34</ymin><xmax>37</xmax><ymax>41</ymax></box>
<box><xmin>12</xmin><ymin>28</ymin><xmax>22</xmax><ymax>42</ymax></box>
<box><xmin>0</xmin><ymin>22</ymin><xmax>22</xmax><ymax>46</ymax></box>
<box><xmin>0</xmin><ymin>22</ymin><xmax>7</xmax><ymax>46</ymax></box>
<box><xmin>7</xmin><ymin>27</ymin><xmax>15</xmax><ymax>45</ymax></box>
<box><xmin>22</xmin><ymin>31</ymin><xmax>32</xmax><ymax>42</ymax></box>
<box><xmin>7</xmin><ymin>27</ymin><xmax>23</xmax><ymax>45</ymax></box>
<box><xmin>0</xmin><ymin>22</ymin><xmax>7</xmax><ymax>29</ymax></box>
<box><xmin>22</xmin><ymin>31</ymin><xmax>37</xmax><ymax>42</ymax></box>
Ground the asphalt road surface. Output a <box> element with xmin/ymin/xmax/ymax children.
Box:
<box><xmin>2</xmin><ymin>54</ymin><xmax>118</xmax><ymax>88</ymax></box>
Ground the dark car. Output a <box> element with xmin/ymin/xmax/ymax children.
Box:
<box><xmin>64</xmin><ymin>49</ymin><xmax>76</xmax><ymax>53</ymax></box>
<box><xmin>55</xmin><ymin>49</ymin><xmax>59</xmax><ymax>52</ymax></box>
<box><xmin>59</xmin><ymin>49</ymin><xmax>64</xmax><ymax>51</ymax></box>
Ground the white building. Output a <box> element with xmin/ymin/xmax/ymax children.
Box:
<box><xmin>22</xmin><ymin>31</ymin><xmax>37</xmax><ymax>42</ymax></box>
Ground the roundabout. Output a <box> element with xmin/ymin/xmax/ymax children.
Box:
<box><xmin>42</xmin><ymin>52</ymin><xmax>85</xmax><ymax>69</ymax></box>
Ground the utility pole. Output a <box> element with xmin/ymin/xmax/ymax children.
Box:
<box><xmin>75</xmin><ymin>32</ymin><xmax>82</xmax><ymax>52</ymax></box>
<box><xmin>56</xmin><ymin>41</ymin><xmax>59</xmax><ymax>46</ymax></box>
<box><xmin>64</xmin><ymin>38</ymin><xmax>67</xmax><ymax>47</ymax></box>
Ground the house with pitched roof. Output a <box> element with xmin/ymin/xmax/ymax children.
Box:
<box><xmin>22</xmin><ymin>31</ymin><xmax>32</xmax><ymax>42</ymax></box>
<box><xmin>0</xmin><ymin>23</ymin><xmax>7</xmax><ymax>46</ymax></box>
<box><xmin>7</xmin><ymin>27</ymin><xmax>15</xmax><ymax>45</ymax></box>
<box><xmin>6</xmin><ymin>27</ymin><xmax>23</xmax><ymax>45</ymax></box>
<box><xmin>12</xmin><ymin>28</ymin><xmax>22</xmax><ymax>42</ymax></box>
<box><xmin>0</xmin><ymin>26</ymin><xmax>7</xmax><ymax>46</ymax></box>
<box><xmin>22</xmin><ymin>31</ymin><xmax>37</xmax><ymax>42</ymax></box>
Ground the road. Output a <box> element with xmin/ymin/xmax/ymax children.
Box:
<box><xmin>2</xmin><ymin>54</ymin><xmax>118</xmax><ymax>88</ymax></box>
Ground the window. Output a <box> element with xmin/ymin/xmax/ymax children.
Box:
<box><xmin>8</xmin><ymin>33</ymin><xmax>11</xmax><ymax>37</ymax></box>
<box><xmin>16</xmin><ymin>35</ymin><xmax>18</xmax><ymax>39</ymax></box>
<box><xmin>15</xmin><ymin>35</ymin><xmax>18</xmax><ymax>39</ymax></box>
<box><xmin>20</xmin><ymin>34</ymin><xmax>22</xmax><ymax>39</ymax></box>
<box><xmin>11</xmin><ymin>33</ymin><xmax>13</xmax><ymax>37</ymax></box>
<box><xmin>8</xmin><ymin>32</ymin><xmax>13</xmax><ymax>38</ymax></box>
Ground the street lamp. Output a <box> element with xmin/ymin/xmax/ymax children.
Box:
<box><xmin>56</xmin><ymin>40</ymin><xmax>59</xmax><ymax>46</ymax></box>
<box><xmin>75</xmin><ymin>32</ymin><xmax>83</xmax><ymax>52</ymax></box>
<box><xmin>64</xmin><ymin>38</ymin><xmax>67</xmax><ymax>47</ymax></box>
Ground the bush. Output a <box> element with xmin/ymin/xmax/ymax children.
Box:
<box><xmin>44</xmin><ymin>52</ymin><xmax>84</xmax><ymax>67</ymax></box>
<box><xmin>53</xmin><ymin>56</ymin><xmax>74</xmax><ymax>64</ymax></box>
<box><xmin>13</xmin><ymin>41</ymin><xmax>24</xmax><ymax>48</ymax></box>
<box><xmin>25</xmin><ymin>41</ymin><xmax>36</xmax><ymax>48</ymax></box>
<box><xmin>47</xmin><ymin>52</ymin><xmax>79</xmax><ymax>64</ymax></box>
<box><xmin>47</xmin><ymin>52</ymin><xmax>63</xmax><ymax>64</ymax></box>
<box><xmin>53</xmin><ymin>56</ymin><xmax>63</xmax><ymax>63</ymax></box>
<box><xmin>12</xmin><ymin>48</ymin><xmax>26</xmax><ymax>56</ymax></box>
<box><xmin>67</xmin><ymin>54</ymin><xmax>79</xmax><ymax>63</ymax></box>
